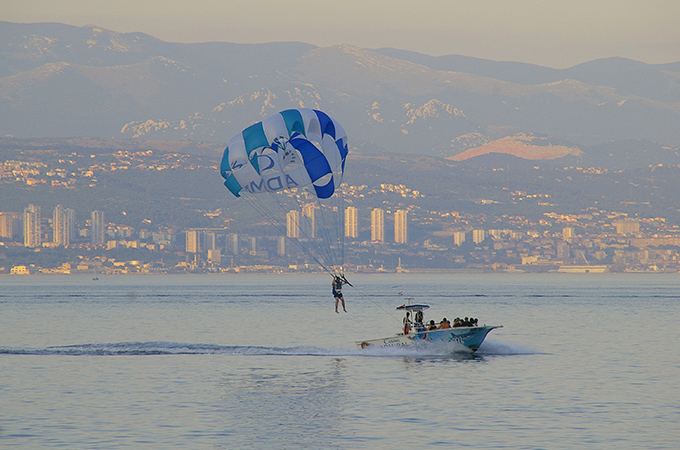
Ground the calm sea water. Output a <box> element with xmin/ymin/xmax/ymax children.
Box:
<box><xmin>1</xmin><ymin>273</ymin><xmax>678</xmax><ymax>449</ymax></box>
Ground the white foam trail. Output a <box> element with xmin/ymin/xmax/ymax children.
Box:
<box><xmin>0</xmin><ymin>342</ymin><xmax>339</xmax><ymax>356</ymax></box>
<box><xmin>1</xmin><ymin>340</ymin><xmax>541</xmax><ymax>358</ymax></box>
<box><xmin>475</xmin><ymin>339</ymin><xmax>541</xmax><ymax>356</ymax></box>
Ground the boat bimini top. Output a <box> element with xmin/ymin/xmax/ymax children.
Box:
<box><xmin>396</xmin><ymin>304</ymin><xmax>430</xmax><ymax>312</ymax></box>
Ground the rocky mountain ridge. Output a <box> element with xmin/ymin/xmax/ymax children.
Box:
<box><xmin>2</xmin><ymin>21</ymin><xmax>679</xmax><ymax>168</ymax></box>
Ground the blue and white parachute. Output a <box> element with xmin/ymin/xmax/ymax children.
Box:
<box><xmin>220</xmin><ymin>108</ymin><xmax>348</xmax><ymax>200</ymax></box>
<box><xmin>220</xmin><ymin>109</ymin><xmax>349</xmax><ymax>276</ymax></box>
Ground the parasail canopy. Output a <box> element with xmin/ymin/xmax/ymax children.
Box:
<box><xmin>220</xmin><ymin>108</ymin><xmax>348</xmax><ymax>200</ymax></box>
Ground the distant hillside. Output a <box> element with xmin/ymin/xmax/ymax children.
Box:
<box><xmin>374</xmin><ymin>49</ymin><xmax>680</xmax><ymax>103</ymax></box>
<box><xmin>2</xmin><ymin>21</ymin><xmax>680</xmax><ymax>166</ymax></box>
<box><xmin>447</xmin><ymin>135</ymin><xmax>680</xmax><ymax>170</ymax></box>
<box><xmin>448</xmin><ymin>134</ymin><xmax>582</xmax><ymax>162</ymax></box>
<box><xmin>4</xmin><ymin>137</ymin><xmax>680</xmax><ymax>228</ymax></box>
<box><xmin>0</xmin><ymin>137</ymin><xmax>224</xmax><ymax>156</ymax></box>
<box><xmin>581</xmin><ymin>140</ymin><xmax>680</xmax><ymax>171</ymax></box>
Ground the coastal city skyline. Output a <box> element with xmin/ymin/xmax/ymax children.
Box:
<box><xmin>2</xmin><ymin>193</ymin><xmax>677</xmax><ymax>275</ymax></box>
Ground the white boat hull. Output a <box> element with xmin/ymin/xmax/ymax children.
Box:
<box><xmin>357</xmin><ymin>325</ymin><xmax>501</xmax><ymax>352</ymax></box>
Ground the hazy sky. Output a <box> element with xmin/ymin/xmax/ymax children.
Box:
<box><xmin>4</xmin><ymin>0</ymin><xmax>679</xmax><ymax>68</ymax></box>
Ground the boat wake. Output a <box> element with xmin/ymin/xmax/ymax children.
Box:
<box><xmin>0</xmin><ymin>340</ymin><xmax>539</xmax><ymax>357</ymax></box>
<box><xmin>475</xmin><ymin>339</ymin><xmax>542</xmax><ymax>356</ymax></box>
<box><xmin>0</xmin><ymin>342</ymin><xmax>335</xmax><ymax>356</ymax></box>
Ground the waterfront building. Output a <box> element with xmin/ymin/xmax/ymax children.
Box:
<box><xmin>277</xmin><ymin>236</ymin><xmax>286</xmax><ymax>256</ymax></box>
<box><xmin>0</xmin><ymin>213</ymin><xmax>10</xmax><ymax>239</ymax></box>
<box><xmin>0</xmin><ymin>212</ymin><xmax>21</xmax><ymax>240</ymax></box>
<box><xmin>302</xmin><ymin>203</ymin><xmax>315</xmax><ymax>238</ymax></box>
<box><xmin>23</xmin><ymin>204</ymin><xmax>41</xmax><ymax>248</ymax></box>
<box><xmin>91</xmin><ymin>210</ymin><xmax>105</xmax><ymax>245</ymax></box>
<box><xmin>371</xmin><ymin>208</ymin><xmax>385</xmax><ymax>243</ymax></box>
<box><xmin>394</xmin><ymin>209</ymin><xmax>408</xmax><ymax>244</ymax></box>
<box><xmin>203</xmin><ymin>231</ymin><xmax>216</xmax><ymax>251</ymax></box>
<box><xmin>345</xmin><ymin>206</ymin><xmax>358</xmax><ymax>238</ymax></box>
<box><xmin>287</xmin><ymin>210</ymin><xmax>300</xmax><ymax>239</ymax></box>
<box><xmin>472</xmin><ymin>229</ymin><xmax>486</xmax><ymax>244</ymax></box>
<box><xmin>226</xmin><ymin>233</ymin><xmax>239</xmax><ymax>254</ymax></box>
<box><xmin>557</xmin><ymin>241</ymin><xmax>570</xmax><ymax>259</ymax></box>
<box><xmin>10</xmin><ymin>265</ymin><xmax>31</xmax><ymax>275</ymax></box>
<box><xmin>453</xmin><ymin>231</ymin><xmax>466</xmax><ymax>247</ymax></box>
<box><xmin>186</xmin><ymin>229</ymin><xmax>201</xmax><ymax>253</ymax></box>
<box><xmin>53</xmin><ymin>205</ymin><xmax>76</xmax><ymax>247</ymax></box>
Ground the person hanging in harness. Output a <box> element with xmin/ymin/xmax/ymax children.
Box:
<box><xmin>333</xmin><ymin>275</ymin><xmax>347</xmax><ymax>313</ymax></box>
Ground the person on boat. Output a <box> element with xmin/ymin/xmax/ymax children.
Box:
<box><xmin>403</xmin><ymin>312</ymin><xmax>412</xmax><ymax>334</ymax></box>
<box><xmin>453</xmin><ymin>317</ymin><xmax>462</xmax><ymax>327</ymax></box>
<box><xmin>427</xmin><ymin>320</ymin><xmax>438</xmax><ymax>330</ymax></box>
<box><xmin>332</xmin><ymin>276</ymin><xmax>347</xmax><ymax>313</ymax></box>
<box><xmin>414</xmin><ymin>310</ymin><xmax>423</xmax><ymax>326</ymax></box>
<box><xmin>439</xmin><ymin>318</ymin><xmax>451</xmax><ymax>329</ymax></box>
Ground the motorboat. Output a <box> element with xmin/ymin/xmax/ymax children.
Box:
<box><xmin>356</xmin><ymin>303</ymin><xmax>501</xmax><ymax>352</ymax></box>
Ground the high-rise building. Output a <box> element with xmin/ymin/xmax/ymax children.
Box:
<box><xmin>472</xmin><ymin>229</ymin><xmax>486</xmax><ymax>244</ymax></box>
<box><xmin>394</xmin><ymin>209</ymin><xmax>408</xmax><ymax>244</ymax></box>
<box><xmin>226</xmin><ymin>233</ymin><xmax>239</xmax><ymax>254</ymax></box>
<box><xmin>0</xmin><ymin>212</ymin><xmax>21</xmax><ymax>240</ymax></box>
<box><xmin>203</xmin><ymin>231</ymin><xmax>216</xmax><ymax>251</ymax></box>
<box><xmin>0</xmin><ymin>214</ymin><xmax>9</xmax><ymax>239</ymax></box>
<box><xmin>302</xmin><ymin>203</ymin><xmax>315</xmax><ymax>238</ymax></box>
<box><xmin>556</xmin><ymin>241</ymin><xmax>570</xmax><ymax>259</ymax></box>
<box><xmin>287</xmin><ymin>210</ymin><xmax>300</xmax><ymax>238</ymax></box>
<box><xmin>53</xmin><ymin>205</ymin><xmax>75</xmax><ymax>247</ymax></box>
<box><xmin>453</xmin><ymin>231</ymin><xmax>466</xmax><ymax>247</ymax></box>
<box><xmin>91</xmin><ymin>210</ymin><xmax>105</xmax><ymax>245</ymax></box>
<box><xmin>186</xmin><ymin>230</ymin><xmax>201</xmax><ymax>253</ymax></box>
<box><xmin>562</xmin><ymin>227</ymin><xmax>574</xmax><ymax>242</ymax></box>
<box><xmin>345</xmin><ymin>206</ymin><xmax>358</xmax><ymax>238</ymax></box>
<box><xmin>23</xmin><ymin>204</ymin><xmax>41</xmax><ymax>248</ymax></box>
<box><xmin>277</xmin><ymin>236</ymin><xmax>286</xmax><ymax>256</ymax></box>
<box><xmin>371</xmin><ymin>208</ymin><xmax>385</xmax><ymax>243</ymax></box>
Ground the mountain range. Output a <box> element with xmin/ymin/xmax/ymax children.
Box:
<box><xmin>2</xmin><ymin>21</ymin><xmax>680</xmax><ymax>169</ymax></box>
